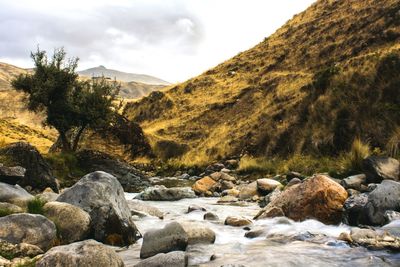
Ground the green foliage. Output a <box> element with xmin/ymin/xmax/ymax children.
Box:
<box><xmin>27</xmin><ymin>197</ymin><xmax>46</xmax><ymax>215</ymax></box>
<box><xmin>0</xmin><ymin>208</ymin><xmax>13</xmax><ymax>217</ymax></box>
<box><xmin>12</xmin><ymin>48</ymin><xmax>120</xmax><ymax>152</ymax></box>
<box><xmin>340</xmin><ymin>138</ymin><xmax>370</xmax><ymax>174</ymax></box>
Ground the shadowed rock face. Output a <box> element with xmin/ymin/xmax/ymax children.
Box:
<box><xmin>0</xmin><ymin>142</ymin><xmax>59</xmax><ymax>192</ymax></box>
<box><xmin>255</xmin><ymin>175</ymin><xmax>348</xmax><ymax>224</ymax></box>
<box><xmin>57</xmin><ymin>171</ymin><xmax>141</xmax><ymax>246</ymax></box>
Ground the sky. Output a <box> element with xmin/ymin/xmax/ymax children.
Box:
<box><xmin>0</xmin><ymin>0</ymin><xmax>315</xmax><ymax>83</ymax></box>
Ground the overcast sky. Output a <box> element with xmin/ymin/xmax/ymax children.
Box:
<box><xmin>0</xmin><ymin>0</ymin><xmax>315</xmax><ymax>83</ymax></box>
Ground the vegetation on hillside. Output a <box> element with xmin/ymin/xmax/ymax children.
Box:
<box><xmin>124</xmin><ymin>0</ymin><xmax>400</xmax><ymax>168</ymax></box>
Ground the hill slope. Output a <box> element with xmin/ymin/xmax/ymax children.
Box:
<box><xmin>78</xmin><ymin>65</ymin><xmax>170</xmax><ymax>85</ymax></box>
<box><xmin>124</xmin><ymin>0</ymin><xmax>400</xmax><ymax>164</ymax></box>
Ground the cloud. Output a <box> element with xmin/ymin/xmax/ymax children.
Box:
<box><xmin>0</xmin><ymin>0</ymin><xmax>315</xmax><ymax>82</ymax></box>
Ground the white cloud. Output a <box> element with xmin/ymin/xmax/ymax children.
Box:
<box><xmin>0</xmin><ymin>0</ymin><xmax>316</xmax><ymax>83</ymax></box>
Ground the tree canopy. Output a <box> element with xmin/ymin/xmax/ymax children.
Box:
<box><xmin>12</xmin><ymin>48</ymin><xmax>120</xmax><ymax>151</ymax></box>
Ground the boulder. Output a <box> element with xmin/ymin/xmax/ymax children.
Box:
<box><xmin>0</xmin><ymin>182</ymin><xmax>34</xmax><ymax>207</ymax></box>
<box><xmin>57</xmin><ymin>171</ymin><xmax>140</xmax><ymax>246</ymax></box>
<box><xmin>286</xmin><ymin>171</ymin><xmax>306</xmax><ymax>181</ymax></box>
<box><xmin>385</xmin><ymin>211</ymin><xmax>400</xmax><ymax>224</ymax></box>
<box><xmin>225</xmin><ymin>216</ymin><xmax>252</xmax><ymax>227</ymax></box>
<box><xmin>204</xmin><ymin>212</ymin><xmax>219</xmax><ymax>221</ymax></box>
<box><xmin>0</xmin><ymin>239</ymin><xmax>43</xmax><ymax>258</ymax></box>
<box><xmin>187</xmin><ymin>205</ymin><xmax>206</xmax><ymax>213</ymax></box>
<box><xmin>286</xmin><ymin>178</ymin><xmax>302</xmax><ymax>187</ymax></box>
<box><xmin>205</xmin><ymin>163</ymin><xmax>225</xmax><ymax>174</ymax></box>
<box><xmin>362</xmin><ymin>156</ymin><xmax>399</xmax><ymax>183</ymax></box>
<box><xmin>238</xmin><ymin>181</ymin><xmax>259</xmax><ymax>200</ymax></box>
<box><xmin>209</xmin><ymin>172</ymin><xmax>236</xmax><ymax>182</ymax></box>
<box><xmin>255</xmin><ymin>175</ymin><xmax>348</xmax><ymax>224</ymax></box>
<box><xmin>192</xmin><ymin>177</ymin><xmax>217</xmax><ymax>195</ymax></box>
<box><xmin>76</xmin><ymin>149</ymin><xmax>150</xmax><ymax>192</ymax></box>
<box><xmin>127</xmin><ymin>199</ymin><xmax>164</xmax><ymax>219</ymax></box>
<box><xmin>256</xmin><ymin>179</ymin><xmax>282</xmax><ymax>193</ymax></box>
<box><xmin>0</xmin><ymin>202</ymin><xmax>23</xmax><ymax>215</ymax></box>
<box><xmin>36</xmin><ymin>239</ymin><xmax>124</xmax><ymax>267</ymax></box>
<box><xmin>0</xmin><ymin>142</ymin><xmax>59</xmax><ymax>192</ymax></box>
<box><xmin>134</xmin><ymin>251</ymin><xmax>187</xmax><ymax>267</ymax></box>
<box><xmin>222</xmin><ymin>188</ymin><xmax>240</xmax><ymax>197</ymax></box>
<box><xmin>365</xmin><ymin>180</ymin><xmax>400</xmax><ymax>225</ymax></box>
<box><xmin>342</xmin><ymin>193</ymin><xmax>369</xmax><ymax>226</ymax></box>
<box><xmin>220</xmin><ymin>180</ymin><xmax>235</xmax><ymax>191</ymax></box>
<box><xmin>0</xmin><ymin>165</ymin><xmax>26</xmax><ymax>185</ymax></box>
<box><xmin>341</xmin><ymin>174</ymin><xmax>367</xmax><ymax>191</ymax></box>
<box><xmin>140</xmin><ymin>221</ymin><xmax>215</xmax><ymax>259</ymax></box>
<box><xmin>0</xmin><ymin>213</ymin><xmax>56</xmax><ymax>250</ymax></box>
<box><xmin>43</xmin><ymin>201</ymin><xmax>91</xmax><ymax>244</ymax></box>
<box><xmin>136</xmin><ymin>186</ymin><xmax>196</xmax><ymax>201</ymax></box>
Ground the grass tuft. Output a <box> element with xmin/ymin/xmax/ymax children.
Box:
<box><xmin>27</xmin><ymin>197</ymin><xmax>46</xmax><ymax>215</ymax></box>
<box><xmin>340</xmin><ymin>138</ymin><xmax>370</xmax><ymax>174</ymax></box>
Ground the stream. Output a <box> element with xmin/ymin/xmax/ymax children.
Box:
<box><xmin>119</xmin><ymin>193</ymin><xmax>400</xmax><ymax>267</ymax></box>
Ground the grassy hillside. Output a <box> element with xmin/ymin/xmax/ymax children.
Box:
<box><xmin>124</xmin><ymin>0</ymin><xmax>400</xmax><ymax>166</ymax></box>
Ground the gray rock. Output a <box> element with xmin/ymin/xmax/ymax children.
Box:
<box><xmin>36</xmin><ymin>239</ymin><xmax>124</xmax><ymax>267</ymax></box>
<box><xmin>0</xmin><ymin>165</ymin><xmax>25</xmax><ymax>185</ymax></box>
<box><xmin>286</xmin><ymin>178</ymin><xmax>301</xmax><ymax>187</ymax></box>
<box><xmin>0</xmin><ymin>142</ymin><xmax>59</xmax><ymax>192</ymax></box>
<box><xmin>0</xmin><ymin>213</ymin><xmax>56</xmax><ymax>250</ymax></box>
<box><xmin>134</xmin><ymin>251</ymin><xmax>187</xmax><ymax>267</ymax></box>
<box><xmin>343</xmin><ymin>193</ymin><xmax>369</xmax><ymax>226</ymax></box>
<box><xmin>140</xmin><ymin>221</ymin><xmax>215</xmax><ymax>259</ymax></box>
<box><xmin>204</xmin><ymin>212</ymin><xmax>219</xmax><ymax>221</ymax></box>
<box><xmin>43</xmin><ymin>201</ymin><xmax>91</xmax><ymax>244</ymax></box>
<box><xmin>209</xmin><ymin>172</ymin><xmax>236</xmax><ymax>182</ymax></box>
<box><xmin>0</xmin><ymin>239</ymin><xmax>43</xmax><ymax>258</ymax></box>
<box><xmin>341</xmin><ymin>174</ymin><xmax>367</xmax><ymax>191</ymax></box>
<box><xmin>363</xmin><ymin>156</ymin><xmax>400</xmax><ymax>183</ymax></box>
<box><xmin>244</xmin><ymin>227</ymin><xmax>265</xmax><ymax>238</ymax></box>
<box><xmin>347</xmin><ymin>228</ymin><xmax>400</xmax><ymax>251</ymax></box>
<box><xmin>385</xmin><ymin>211</ymin><xmax>400</xmax><ymax>224</ymax></box>
<box><xmin>238</xmin><ymin>181</ymin><xmax>258</xmax><ymax>200</ymax></box>
<box><xmin>365</xmin><ymin>180</ymin><xmax>400</xmax><ymax>225</ymax></box>
<box><xmin>135</xmin><ymin>186</ymin><xmax>196</xmax><ymax>201</ymax></box>
<box><xmin>140</xmin><ymin>222</ymin><xmax>188</xmax><ymax>259</ymax></box>
<box><xmin>0</xmin><ymin>182</ymin><xmax>33</xmax><ymax>207</ymax></box>
<box><xmin>0</xmin><ymin>202</ymin><xmax>23</xmax><ymax>214</ymax></box>
<box><xmin>127</xmin><ymin>199</ymin><xmax>164</xmax><ymax>219</ymax></box>
<box><xmin>76</xmin><ymin>150</ymin><xmax>150</xmax><ymax>192</ymax></box>
<box><xmin>187</xmin><ymin>204</ymin><xmax>206</xmax><ymax>213</ymax></box>
<box><xmin>383</xmin><ymin>220</ymin><xmax>400</xmax><ymax>237</ymax></box>
<box><xmin>220</xmin><ymin>180</ymin><xmax>235</xmax><ymax>191</ymax></box>
<box><xmin>57</xmin><ymin>171</ymin><xmax>140</xmax><ymax>246</ymax></box>
<box><xmin>257</xmin><ymin>179</ymin><xmax>282</xmax><ymax>194</ymax></box>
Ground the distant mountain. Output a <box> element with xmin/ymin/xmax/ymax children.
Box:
<box><xmin>78</xmin><ymin>65</ymin><xmax>170</xmax><ymax>85</ymax></box>
<box><xmin>124</xmin><ymin>0</ymin><xmax>400</xmax><ymax>164</ymax></box>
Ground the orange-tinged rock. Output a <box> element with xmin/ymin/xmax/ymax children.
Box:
<box><xmin>255</xmin><ymin>175</ymin><xmax>348</xmax><ymax>224</ymax></box>
<box><xmin>192</xmin><ymin>177</ymin><xmax>217</xmax><ymax>194</ymax></box>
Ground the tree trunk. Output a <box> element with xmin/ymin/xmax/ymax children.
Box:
<box><xmin>72</xmin><ymin>125</ymin><xmax>86</xmax><ymax>152</ymax></box>
<box><xmin>60</xmin><ymin>132</ymin><xmax>72</xmax><ymax>152</ymax></box>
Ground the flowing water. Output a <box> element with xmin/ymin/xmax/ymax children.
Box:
<box><xmin>119</xmin><ymin>193</ymin><xmax>400</xmax><ymax>267</ymax></box>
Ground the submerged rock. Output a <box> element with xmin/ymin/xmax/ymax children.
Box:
<box><xmin>36</xmin><ymin>239</ymin><xmax>124</xmax><ymax>267</ymax></box>
<box><xmin>255</xmin><ymin>175</ymin><xmax>348</xmax><ymax>224</ymax></box>
<box><xmin>0</xmin><ymin>213</ymin><xmax>56</xmax><ymax>251</ymax></box>
<box><xmin>57</xmin><ymin>171</ymin><xmax>140</xmax><ymax>246</ymax></box>
<box><xmin>136</xmin><ymin>186</ymin><xmax>196</xmax><ymax>201</ymax></box>
<box><xmin>204</xmin><ymin>212</ymin><xmax>219</xmax><ymax>221</ymax></box>
<box><xmin>134</xmin><ymin>251</ymin><xmax>187</xmax><ymax>267</ymax></box>
<box><xmin>339</xmin><ymin>228</ymin><xmax>400</xmax><ymax>251</ymax></box>
<box><xmin>127</xmin><ymin>199</ymin><xmax>165</xmax><ymax>219</ymax></box>
<box><xmin>140</xmin><ymin>221</ymin><xmax>215</xmax><ymax>259</ymax></box>
<box><xmin>225</xmin><ymin>216</ymin><xmax>252</xmax><ymax>227</ymax></box>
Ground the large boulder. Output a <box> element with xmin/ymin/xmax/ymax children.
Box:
<box><xmin>365</xmin><ymin>180</ymin><xmax>400</xmax><ymax>225</ymax></box>
<box><xmin>43</xmin><ymin>201</ymin><xmax>91</xmax><ymax>244</ymax></box>
<box><xmin>0</xmin><ymin>142</ymin><xmax>59</xmax><ymax>192</ymax></box>
<box><xmin>136</xmin><ymin>186</ymin><xmax>196</xmax><ymax>201</ymax></box>
<box><xmin>362</xmin><ymin>156</ymin><xmax>400</xmax><ymax>183</ymax></box>
<box><xmin>140</xmin><ymin>221</ymin><xmax>215</xmax><ymax>259</ymax></box>
<box><xmin>0</xmin><ymin>213</ymin><xmax>56</xmax><ymax>250</ymax></box>
<box><xmin>76</xmin><ymin>150</ymin><xmax>150</xmax><ymax>192</ymax></box>
<box><xmin>0</xmin><ymin>164</ymin><xmax>26</xmax><ymax>185</ymax></box>
<box><xmin>342</xmin><ymin>193</ymin><xmax>369</xmax><ymax>226</ymax></box>
<box><xmin>0</xmin><ymin>182</ymin><xmax>34</xmax><ymax>207</ymax></box>
<box><xmin>36</xmin><ymin>239</ymin><xmax>124</xmax><ymax>267</ymax></box>
<box><xmin>134</xmin><ymin>251</ymin><xmax>187</xmax><ymax>267</ymax></box>
<box><xmin>57</xmin><ymin>171</ymin><xmax>141</xmax><ymax>246</ymax></box>
<box><xmin>255</xmin><ymin>175</ymin><xmax>348</xmax><ymax>224</ymax></box>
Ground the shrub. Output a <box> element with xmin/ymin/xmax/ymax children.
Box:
<box><xmin>27</xmin><ymin>197</ymin><xmax>46</xmax><ymax>215</ymax></box>
<box><xmin>340</xmin><ymin>138</ymin><xmax>370</xmax><ymax>174</ymax></box>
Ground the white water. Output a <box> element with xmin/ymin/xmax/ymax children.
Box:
<box><xmin>119</xmin><ymin>193</ymin><xmax>400</xmax><ymax>267</ymax></box>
